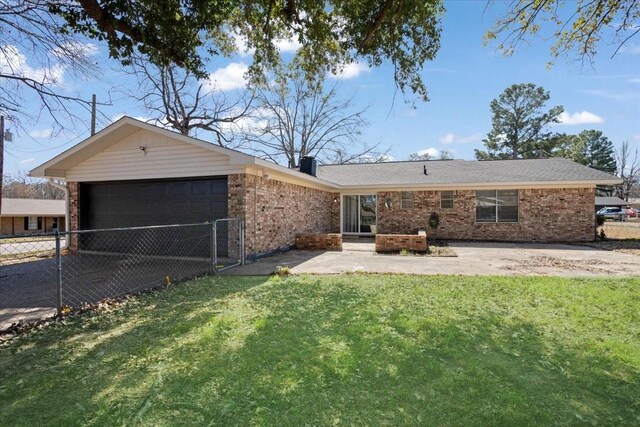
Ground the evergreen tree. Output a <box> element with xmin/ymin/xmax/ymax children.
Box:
<box><xmin>556</xmin><ymin>130</ymin><xmax>617</xmax><ymax>173</ymax></box>
<box><xmin>475</xmin><ymin>83</ymin><xmax>564</xmax><ymax>160</ymax></box>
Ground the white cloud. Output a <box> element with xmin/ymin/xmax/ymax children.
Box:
<box><xmin>231</xmin><ymin>33</ymin><xmax>254</xmax><ymax>57</ymax></box>
<box><xmin>634</xmin><ymin>134</ymin><xmax>640</xmax><ymax>142</ymax></box>
<box><xmin>20</xmin><ymin>158</ymin><xmax>35</xmax><ymax>165</ymax></box>
<box><xmin>28</xmin><ymin>128</ymin><xmax>52</xmax><ymax>138</ymax></box>
<box><xmin>231</xmin><ymin>31</ymin><xmax>300</xmax><ymax>56</ymax></box>
<box><xmin>275</xmin><ymin>37</ymin><xmax>302</xmax><ymax>53</ymax></box>
<box><xmin>0</xmin><ymin>45</ymin><xmax>65</xmax><ymax>85</ymax></box>
<box><xmin>628</xmin><ymin>77</ymin><xmax>640</xmax><ymax>83</ymax></box>
<box><xmin>206</xmin><ymin>62</ymin><xmax>249</xmax><ymax>91</ymax></box>
<box><xmin>582</xmin><ymin>89</ymin><xmax>640</xmax><ymax>100</ymax></box>
<box><xmin>52</xmin><ymin>41</ymin><xmax>98</xmax><ymax>60</ymax></box>
<box><xmin>329</xmin><ymin>62</ymin><xmax>370</xmax><ymax>79</ymax></box>
<box><xmin>416</xmin><ymin>147</ymin><xmax>440</xmax><ymax>158</ymax></box>
<box><xmin>557</xmin><ymin>111</ymin><xmax>604</xmax><ymax>125</ymax></box>
<box><xmin>619</xmin><ymin>43</ymin><xmax>640</xmax><ymax>55</ymax></box>
<box><xmin>438</xmin><ymin>132</ymin><xmax>482</xmax><ymax>145</ymax></box>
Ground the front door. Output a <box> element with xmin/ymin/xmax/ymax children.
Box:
<box><xmin>342</xmin><ymin>195</ymin><xmax>377</xmax><ymax>234</ymax></box>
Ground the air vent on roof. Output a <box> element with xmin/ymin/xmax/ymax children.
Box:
<box><xmin>423</xmin><ymin>165</ymin><xmax>428</xmax><ymax>175</ymax></box>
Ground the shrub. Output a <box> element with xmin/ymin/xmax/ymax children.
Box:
<box><xmin>273</xmin><ymin>265</ymin><xmax>291</xmax><ymax>276</ymax></box>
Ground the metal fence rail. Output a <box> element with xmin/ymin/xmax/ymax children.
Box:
<box><xmin>0</xmin><ymin>219</ymin><xmax>243</xmax><ymax>332</ymax></box>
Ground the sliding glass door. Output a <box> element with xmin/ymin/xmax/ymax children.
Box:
<box><xmin>342</xmin><ymin>195</ymin><xmax>377</xmax><ymax>234</ymax></box>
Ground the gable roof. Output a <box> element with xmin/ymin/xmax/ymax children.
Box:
<box><xmin>29</xmin><ymin>116</ymin><xmax>335</xmax><ymax>188</ymax></box>
<box><xmin>1</xmin><ymin>198</ymin><xmax>65</xmax><ymax>216</ymax></box>
<box><xmin>595</xmin><ymin>196</ymin><xmax>628</xmax><ymax>206</ymax></box>
<box><xmin>316</xmin><ymin>158</ymin><xmax>621</xmax><ymax>188</ymax></box>
<box><xmin>30</xmin><ymin>117</ymin><xmax>621</xmax><ymax>190</ymax></box>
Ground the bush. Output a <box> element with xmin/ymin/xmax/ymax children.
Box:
<box><xmin>596</xmin><ymin>215</ymin><xmax>606</xmax><ymax>227</ymax></box>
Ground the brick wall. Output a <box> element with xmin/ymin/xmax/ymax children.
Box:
<box><xmin>68</xmin><ymin>182</ymin><xmax>80</xmax><ymax>251</ymax></box>
<box><xmin>295</xmin><ymin>233</ymin><xmax>342</xmax><ymax>251</ymax></box>
<box><xmin>229</xmin><ymin>174</ymin><xmax>339</xmax><ymax>259</ymax></box>
<box><xmin>375</xmin><ymin>234</ymin><xmax>427</xmax><ymax>252</ymax></box>
<box><xmin>377</xmin><ymin>188</ymin><xmax>595</xmax><ymax>242</ymax></box>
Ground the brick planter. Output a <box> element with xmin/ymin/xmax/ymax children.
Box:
<box><xmin>295</xmin><ymin>233</ymin><xmax>342</xmax><ymax>251</ymax></box>
<box><xmin>376</xmin><ymin>233</ymin><xmax>427</xmax><ymax>253</ymax></box>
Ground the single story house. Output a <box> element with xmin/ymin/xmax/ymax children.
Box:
<box><xmin>30</xmin><ymin>117</ymin><xmax>621</xmax><ymax>259</ymax></box>
<box><xmin>0</xmin><ymin>198</ymin><xmax>66</xmax><ymax>235</ymax></box>
<box><xmin>626</xmin><ymin>198</ymin><xmax>640</xmax><ymax>209</ymax></box>
<box><xmin>595</xmin><ymin>196</ymin><xmax>629</xmax><ymax>211</ymax></box>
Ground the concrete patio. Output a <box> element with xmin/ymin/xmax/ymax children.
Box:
<box><xmin>223</xmin><ymin>241</ymin><xmax>640</xmax><ymax>277</ymax></box>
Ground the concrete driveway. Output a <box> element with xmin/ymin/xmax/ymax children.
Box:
<box><xmin>224</xmin><ymin>242</ymin><xmax>640</xmax><ymax>277</ymax></box>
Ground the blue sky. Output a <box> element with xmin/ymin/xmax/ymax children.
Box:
<box><xmin>4</xmin><ymin>1</ymin><xmax>640</xmax><ymax>175</ymax></box>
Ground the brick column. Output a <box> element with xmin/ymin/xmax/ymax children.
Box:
<box><xmin>67</xmin><ymin>182</ymin><xmax>79</xmax><ymax>252</ymax></box>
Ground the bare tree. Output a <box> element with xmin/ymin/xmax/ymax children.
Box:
<box><xmin>0</xmin><ymin>1</ymin><xmax>108</xmax><ymax>131</ymax></box>
<box><xmin>616</xmin><ymin>141</ymin><xmax>640</xmax><ymax>201</ymax></box>
<box><xmin>2</xmin><ymin>171</ymin><xmax>65</xmax><ymax>199</ymax></box>
<box><xmin>241</xmin><ymin>73</ymin><xmax>385</xmax><ymax>168</ymax></box>
<box><xmin>125</xmin><ymin>58</ymin><xmax>254</xmax><ymax>147</ymax></box>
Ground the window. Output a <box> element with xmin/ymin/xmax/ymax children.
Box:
<box><xmin>440</xmin><ymin>191</ymin><xmax>454</xmax><ymax>209</ymax></box>
<box><xmin>52</xmin><ymin>217</ymin><xmax>59</xmax><ymax>230</ymax></box>
<box><xmin>400</xmin><ymin>191</ymin><xmax>414</xmax><ymax>209</ymax></box>
<box><xmin>476</xmin><ymin>190</ymin><xmax>518</xmax><ymax>223</ymax></box>
<box><xmin>24</xmin><ymin>216</ymin><xmax>42</xmax><ymax>230</ymax></box>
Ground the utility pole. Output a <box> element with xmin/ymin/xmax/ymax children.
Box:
<box><xmin>0</xmin><ymin>115</ymin><xmax>4</xmax><ymax>216</ymax></box>
<box><xmin>0</xmin><ymin>115</ymin><xmax>13</xmax><ymax>216</ymax></box>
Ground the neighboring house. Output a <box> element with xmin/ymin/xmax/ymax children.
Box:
<box><xmin>0</xmin><ymin>198</ymin><xmax>66</xmax><ymax>235</ymax></box>
<box><xmin>595</xmin><ymin>196</ymin><xmax>628</xmax><ymax>211</ymax></box>
<box><xmin>30</xmin><ymin>117</ymin><xmax>621</xmax><ymax>259</ymax></box>
<box><xmin>627</xmin><ymin>198</ymin><xmax>640</xmax><ymax>209</ymax></box>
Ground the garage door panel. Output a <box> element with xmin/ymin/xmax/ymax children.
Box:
<box><xmin>79</xmin><ymin>177</ymin><xmax>228</xmax><ymax>256</ymax></box>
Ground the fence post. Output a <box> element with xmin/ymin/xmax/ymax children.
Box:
<box><xmin>240</xmin><ymin>220</ymin><xmax>245</xmax><ymax>265</ymax></box>
<box><xmin>55</xmin><ymin>231</ymin><xmax>63</xmax><ymax>316</ymax></box>
<box><xmin>211</xmin><ymin>221</ymin><xmax>217</xmax><ymax>274</ymax></box>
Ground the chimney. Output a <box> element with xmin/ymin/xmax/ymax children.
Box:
<box><xmin>300</xmin><ymin>156</ymin><xmax>317</xmax><ymax>176</ymax></box>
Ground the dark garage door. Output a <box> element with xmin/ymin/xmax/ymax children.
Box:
<box><xmin>79</xmin><ymin>177</ymin><xmax>228</xmax><ymax>256</ymax></box>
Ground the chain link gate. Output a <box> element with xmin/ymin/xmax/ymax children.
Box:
<box><xmin>212</xmin><ymin>218</ymin><xmax>244</xmax><ymax>272</ymax></box>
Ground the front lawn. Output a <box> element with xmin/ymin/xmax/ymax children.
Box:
<box><xmin>1</xmin><ymin>275</ymin><xmax>639</xmax><ymax>425</ymax></box>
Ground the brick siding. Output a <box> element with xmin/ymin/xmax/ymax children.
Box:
<box><xmin>295</xmin><ymin>233</ymin><xmax>342</xmax><ymax>251</ymax></box>
<box><xmin>229</xmin><ymin>174</ymin><xmax>340</xmax><ymax>259</ymax></box>
<box><xmin>68</xmin><ymin>182</ymin><xmax>80</xmax><ymax>251</ymax></box>
<box><xmin>375</xmin><ymin>233</ymin><xmax>428</xmax><ymax>252</ymax></box>
<box><xmin>377</xmin><ymin>188</ymin><xmax>595</xmax><ymax>242</ymax></box>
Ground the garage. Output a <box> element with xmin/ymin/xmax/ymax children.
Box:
<box><xmin>79</xmin><ymin>177</ymin><xmax>228</xmax><ymax>229</ymax></box>
<box><xmin>78</xmin><ymin>176</ymin><xmax>228</xmax><ymax>255</ymax></box>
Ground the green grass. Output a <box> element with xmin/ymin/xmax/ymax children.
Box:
<box><xmin>2</xmin><ymin>275</ymin><xmax>640</xmax><ymax>425</ymax></box>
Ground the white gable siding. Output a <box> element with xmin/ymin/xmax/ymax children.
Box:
<box><xmin>66</xmin><ymin>129</ymin><xmax>242</xmax><ymax>181</ymax></box>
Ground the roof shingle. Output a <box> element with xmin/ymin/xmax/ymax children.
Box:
<box><xmin>316</xmin><ymin>158</ymin><xmax>620</xmax><ymax>187</ymax></box>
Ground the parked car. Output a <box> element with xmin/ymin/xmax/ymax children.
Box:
<box><xmin>597</xmin><ymin>207</ymin><xmax>628</xmax><ymax>221</ymax></box>
<box><xmin>625</xmin><ymin>207</ymin><xmax>637</xmax><ymax>218</ymax></box>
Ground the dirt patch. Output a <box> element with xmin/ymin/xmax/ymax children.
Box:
<box><xmin>427</xmin><ymin>241</ymin><xmax>457</xmax><ymax>257</ymax></box>
<box><xmin>600</xmin><ymin>221</ymin><xmax>640</xmax><ymax>239</ymax></box>
<box><xmin>573</xmin><ymin>240</ymin><xmax>640</xmax><ymax>257</ymax></box>
<box><xmin>501</xmin><ymin>256</ymin><xmax>616</xmax><ymax>275</ymax></box>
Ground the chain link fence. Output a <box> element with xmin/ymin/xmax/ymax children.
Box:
<box><xmin>0</xmin><ymin>219</ymin><xmax>243</xmax><ymax>332</ymax></box>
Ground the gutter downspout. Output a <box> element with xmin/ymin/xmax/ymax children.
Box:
<box><xmin>48</xmin><ymin>179</ymin><xmax>69</xmax><ymax>249</ymax></box>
